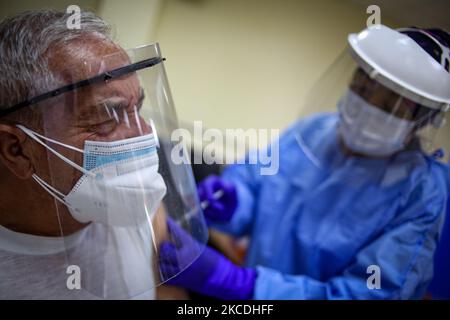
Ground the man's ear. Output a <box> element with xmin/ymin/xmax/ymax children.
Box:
<box><xmin>0</xmin><ymin>124</ymin><xmax>34</xmax><ymax>179</ymax></box>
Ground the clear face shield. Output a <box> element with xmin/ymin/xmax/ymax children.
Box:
<box><xmin>10</xmin><ymin>43</ymin><xmax>208</xmax><ymax>299</ymax></box>
<box><xmin>297</xmin><ymin>49</ymin><xmax>448</xmax><ymax>168</ymax></box>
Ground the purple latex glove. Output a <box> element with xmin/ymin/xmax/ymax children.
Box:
<box><xmin>159</xmin><ymin>218</ymin><xmax>256</xmax><ymax>300</ymax></box>
<box><xmin>197</xmin><ymin>175</ymin><xmax>237</xmax><ymax>223</ymax></box>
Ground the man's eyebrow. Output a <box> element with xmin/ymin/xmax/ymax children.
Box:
<box><xmin>101</xmin><ymin>87</ymin><xmax>145</xmax><ymax>107</ymax></box>
<box><xmin>97</xmin><ymin>87</ymin><xmax>145</xmax><ymax>109</ymax></box>
<box><xmin>76</xmin><ymin>96</ymin><xmax>124</xmax><ymax>121</ymax></box>
<box><xmin>77</xmin><ymin>87</ymin><xmax>145</xmax><ymax>120</ymax></box>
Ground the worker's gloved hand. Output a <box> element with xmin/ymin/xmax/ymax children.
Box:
<box><xmin>197</xmin><ymin>175</ymin><xmax>237</xmax><ymax>224</ymax></box>
<box><xmin>159</xmin><ymin>218</ymin><xmax>256</xmax><ymax>300</ymax></box>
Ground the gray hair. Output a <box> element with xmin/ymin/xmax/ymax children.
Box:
<box><xmin>0</xmin><ymin>10</ymin><xmax>112</xmax><ymax>115</ymax></box>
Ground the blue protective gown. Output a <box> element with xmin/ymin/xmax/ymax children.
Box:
<box><xmin>214</xmin><ymin>113</ymin><xmax>450</xmax><ymax>299</ymax></box>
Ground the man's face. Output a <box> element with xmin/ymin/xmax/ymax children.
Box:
<box><xmin>349</xmin><ymin>68</ymin><xmax>421</xmax><ymax>121</ymax></box>
<box><xmin>30</xmin><ymin>41</ymin><xmax>151</xmax><ymax>200</ymax></box>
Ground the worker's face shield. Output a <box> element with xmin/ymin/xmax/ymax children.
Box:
<box><xmin>16</xmin><ymin>43</ymin><xmax>208</xmax><ymax>299</ymax></box>
<box><xmin>297</xmin><ymin>50</ymin><xmax>447</xmax><ymax>165</ymax></box>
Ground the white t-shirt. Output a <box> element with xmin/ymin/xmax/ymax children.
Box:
<box><xmin>0</xmin><ymin>223</ymin><xmax>155</xmax><ymax>300</ymax></box>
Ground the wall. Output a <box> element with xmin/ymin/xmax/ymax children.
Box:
<box><xmin>1</xmin><ymin>0</ymin><xmax>448</xmax><ymax>158</ymax></box>
<box><xmin>96</xmin><ymin>0</ymin><xmax>163</xmax><ymax>49</ymax></box>
<box><xmin>153</xmin><ymin>0</ymin><xmax>397</xmax><ymax>132</ymax></box>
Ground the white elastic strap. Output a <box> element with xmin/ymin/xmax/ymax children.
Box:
<box><xmin>32</xmin><ymin>174</ymin><xmax>67</xmax><ymax>206</ymax></box>
<box><xmin>17</xmin><ymin>125</ymin><xmax>95</xmax><ymax>178</ymax></box>
<box><xmin>17</xmin><ymin>125</ymin><xmax>84</xmax><ymax>154</ymax></box>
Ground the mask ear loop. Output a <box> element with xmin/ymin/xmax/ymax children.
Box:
<box><xmin>32</xmin><ymin>174</ymin><xmax>69</xmax><ymax>206</ymax></box>
<box><xmin>16</xmin><ymin>124</ymin><xmax>96</xmax><ymax>178</ymax></box>
<box><xmin>31</xmin><ymin>173</ymin><xmax>78</xmax><ymax>216</ymax></box>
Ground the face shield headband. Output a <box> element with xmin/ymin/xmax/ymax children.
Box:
<box><xmin>0</xmin><ymin>56</ymin><xmax>165</xmax><ymax>118</ymax></box>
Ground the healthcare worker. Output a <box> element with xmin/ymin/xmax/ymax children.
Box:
<box><xmin>159</xmin><ymin>25</ymin><xmax>450</xmax><ymax>299</ymax></box>
<box><xmin>0</xmin><ymin>10</ymin><xmax>208</xmax><ymax>299</ymax></box>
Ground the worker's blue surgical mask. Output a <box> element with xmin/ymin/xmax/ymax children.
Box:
<box><xmin>337</xmin><ymin>89</ymin><xmax>415</xmax><ymax>157</ymax></box>
<box><xmin>17</xmin><ymin>125</ymin><xmax>167</xmax><ymax>227</ymax></box>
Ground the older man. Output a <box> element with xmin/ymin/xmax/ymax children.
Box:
<box><xmin>0</xmin><ymin>10</ymin><xmax>206</xmax><ymax>299</ymax></box>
